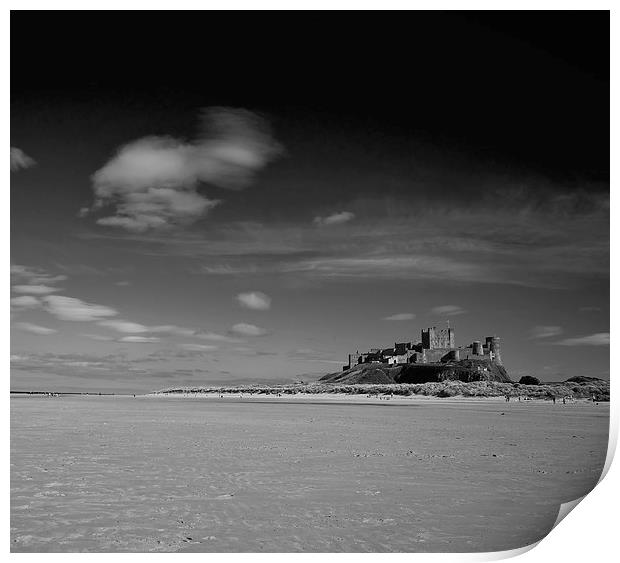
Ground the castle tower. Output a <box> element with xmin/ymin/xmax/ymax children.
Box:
<box><xmin>421</xmin><ymin>327</ymin><xmax>434</xmax><ymax>349</ymax></box>
<box><xmin>421</xmin><ymin>326</ymin><xmax>455</xmax><ymax>349</ymax></box>
<box><xmin>486</xmin><ymin>336</ymin><xmax>502</xmax><ymax>365</ymax></box>
<box><xmin>472</xmin><ymin>340</ymin><xmax>483</xmax><ymax>355</ymax></box>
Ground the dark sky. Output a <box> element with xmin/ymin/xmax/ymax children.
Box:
<box><xmin>11</xmin><ymin>11</ymin><xmax>609</xmax><ymax>392</ymax></box>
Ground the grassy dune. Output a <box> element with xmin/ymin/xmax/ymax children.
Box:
<box><xmin>154</xmin><ymin>378</ymin><xmax>609</xmax><ymax>401</ymax></box>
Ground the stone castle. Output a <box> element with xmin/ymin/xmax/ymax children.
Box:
<box><xmin>345</xmin><ymin>326</ymin><xmax>502</xmax><ymax>370</ymax></box>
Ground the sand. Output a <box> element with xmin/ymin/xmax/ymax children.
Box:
<box><xmin>10</xmin><ymin>395</ymin><xmax>609</xmax><ymax>553</ymax></box>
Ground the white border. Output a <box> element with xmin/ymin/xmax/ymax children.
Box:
<box><xmin>4</xmin><ymin>4</ymin><xmax>615</xmax><ymax>562</ymax></box>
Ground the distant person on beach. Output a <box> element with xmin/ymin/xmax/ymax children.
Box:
<box><xmin>552</xmin><ymin>396</ymin><xmax>556</xmax><ymax>404</ymax></box>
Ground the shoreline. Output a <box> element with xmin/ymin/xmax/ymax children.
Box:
<box><xmin>144</xmin><ymin>391</ymin><xmax>605</xmax><ymax>407</ymax></box>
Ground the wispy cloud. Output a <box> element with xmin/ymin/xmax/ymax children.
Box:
<box><xmin>120</xmin><ymin>336</ymin><xmax>160</xmax><ymax>344</ymax></box>
<box><xmin>82</xmin><ymin>333</ymin><xmax>115</xmax><ymax>341</ymax></box>
<box><xmin>98</xmin><ymin>320</ymin><xmax>149</xmax><ymax>333</ymax></box>
<box><xmin>314</xmin><ymin>211</ymin><xmax>355</xmax><ymax>226</ymax></box>
<box><xmin>43</xmin><ymin>295</ymin><xmax>118</xmax><ymax>322</ymax></box>
<box><xmin>12</xmin><ymin>284</ymin><xmax>61</xmax><ymax>295</ymax></box>
<box><xmin>11</xmin><ymin>295</ymin><xmax>41</xmax><ymax>309</ymax></box>
<box><xmin>195</xmin><ymin>331</ymin><xmax>243</xmax><ymax>343</ymax></box>
<box><xmin>179</xmin><ymin>343</ymin><xmax>219</xmax><ymax>352</ymax></box>
<box><xmin>383</xmin><ymin>313</ymin><xmax>416</xmax><ymax>321</ymax></box>
<box><xmin>230</xmin><ymin>323</ymin><xmax>269</xmax><ymax>337</ymax></box>
<box><xmin>80</xmin><ymin>188</ymin><xmax>609</xmax><ymax>289</ymax></box>
<box><xmin>11</xmin><ymin>265</ymin><xmax>67</xmax><ymax>285</ymax></box>
<box><xmin>10</xmin><ymin>147</ymin><xmax>36</xmax><ymax>172</ymax></box>
<box><xmin>431</xmin><ymin>305</ymin><xmax>466</xmax><ymax>316</ymax></box>
<box><xmin>87</xmin><ymin>107</ymin><xmax>281</xmax><ymax>232</ymax></box>
<box><xmin>529</xmin><ymin>325</ymin><xmax>563</xmax><ymax>339</ymax></box>
<box><xmin>236</xmin><ymin>291</ymin><xmax>271</xmax><ymax>311</ymax></box>
<box><xmin>15</xmin><ymin>322</ymin><xmax>57</xmax><ymax>335</ymax></box>
<box><xmin>554</xmin><ymin>333</ymin><xmax>610</xmax><ymax>346</ymax></box>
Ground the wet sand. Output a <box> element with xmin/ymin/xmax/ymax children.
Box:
<box><xmin>11</xmin><ymin>395</ymin><xmax>609</xmax><ymax>552</ymax></box>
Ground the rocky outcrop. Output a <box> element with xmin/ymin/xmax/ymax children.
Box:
<box><xmin>319</xmin><ymin>359</ymin><xmax>512</xmax><ymax>385</ymax></box>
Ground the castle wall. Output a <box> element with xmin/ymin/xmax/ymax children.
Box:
<box><xmin>346</xmin><ymin>327</ymin><xmax>502</xmax><ymax>369</ymax></box>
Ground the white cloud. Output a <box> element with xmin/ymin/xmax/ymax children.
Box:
<box><xmin>11</xmin><ymin>295</ymin><xmax>41</xmax><ymax>309</ymax></box>
<box><xmin>12</xmin><ymin>284</ymin><xmax>60</xmax><ymax>295</ymax></box>
<box><xmin>89</xmin><ymin>108</ymin><xmax>281</xmax><ymax>232</ymax></box>
<box><xmin>11</xmin><ymin>147</ymin><xmax>36</xmax><ymax>172</ymax></box>
<box><xmin>120</xmin><ymin>336</ymin><xmax>160</xmax><ymax>343</ymax></box>
<box><xmin>195</xmin><ymin>331</ymin><xmax>243</xmax><ymax>343</ymax></box>
<box><xmin>230</xmin><ymin>323</ymin><xmax>268</xmax><ymax>337</ymax></box>
<box><xmin>236</xmin><ymin>291</ymin><xmax>271</xmax><ymax>311</ymax></box>
<box><xmin>150</xmin><ymin>325</ymin><xmax>196</xmax><ymax>336</ymax></box>
<box><xmin>82</xmin><ymin>334</ymin><xmax>115</xmax><ymax>341</ymax></box>
<box><xmin>180</xmin><ymin>343</ymin><xmax>219</xmax><ymax>352</ymax></box>
<box><xmin>11</xmin><ymin>265</ymin><xmax>67</xmax><ymax>285</ymax></box>
<box><xmin>313</xmin><ymin>211</ymin><xmax>355</xmax><ymax>226</ymax></box>
<box><xmin>529</xmin><ymin>325</ymin><xmax>563</xmax><ymax>339</ymax></box>
<box><xmin>431</xmin><ymin>305</ymin><xmax>466</xmax><ymax>316</ymax></box>
<box><xmin>383</xmin><ymin>313</ymin><xmax>416</xmax><ymax>321</ymax></box>
<box><xmin>97</xmin><ymin>320</ymin><xmax>198</xmax><ymax>337</ymax></box>
<box><xmin>98</xmin><ymin>319</ymin><xmax>149</xmax><ymax>333</ymax></box>
<box><xmin>15</xmin><ymin>322</ymin><xmax>57</xmax><ymax>335</ymax></box>
<box><xmin>44</xmin><ymin>295</ymin><xmax>118</xmax><ymax>322</ymax></box>
<box><xmin>554</xmin><ymin>333</ymin><xmax>610</xmax><ymax>346</ymax></box>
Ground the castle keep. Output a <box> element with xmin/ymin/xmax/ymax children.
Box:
<box><xmin>345</xmin><ymin>326</ymin><xmax>502</xmax><ymax>370</ymax></box>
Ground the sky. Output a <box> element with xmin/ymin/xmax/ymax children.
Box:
<box><xmin>10</xmin><ymin>12</ymin><xmax>609</xmax><ymax>393</ymax></box>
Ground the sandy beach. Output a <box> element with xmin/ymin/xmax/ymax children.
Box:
<box><xmin>11</xmin><ymin>395</ymin><xmax>609</xmax><ymax>552</ymax></box>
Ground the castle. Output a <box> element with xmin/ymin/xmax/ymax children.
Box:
<box><xmin>345</xmin><ymin>326</ymin><xmax>502</xmax><ymax>370</ymax></box>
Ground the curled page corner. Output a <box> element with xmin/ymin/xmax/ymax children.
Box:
<box><xmin>551</xmin><ymin>495</ymin><xmax>586</xmax><ymax>531</ymax></box>
<box><xmin>481</xmin><ymin>540</ymin><xmax>541</xmax><ymax>561</ymax></box>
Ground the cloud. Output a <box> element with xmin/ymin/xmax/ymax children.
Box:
<box><xmin>119</xmin><ymin>336</ymin><xmax>160</xmax><ymax>343</ymax></box>
<box><xmin>98</xmin><ymin>319</ymin><xmax>149</xmax><ymax>333</ymax></box>
<box><xmin>11</xmin><ymin>295</ymin><xmax>41</xmax><ymax>309</ymax></box>
<box><xmin>82</xmin><ymin>333</ymin><xmax>115</xmax><ymax>341</ymax></box>
<box><xmin>230</xmin><ymin>323</ymin><xmax>269</xmax><ymax>337</ymax></box>
<box><xmin>82</xmin><ymin>186</ymin><xmax>609</xmax><ymax>289</ymax></box>
<box><xmin>15</xmin><ymin>322</ymin><xmax>57</xmax><ymax>335</ymax></box>
<box><xmin>554</xmin><ymin>333</ymin><xmax>610</xmax><ymax>346</ymax></box>
<box><xmin>529</xmin><ymin>325</ymin><xmax>563</xmax><ymax>339</ymax></box>
<box><xmin>12</xmin><ymin>284</ymin><xmax>61</xmax><ymax>295</ymax></box>
<box><xmin>313</xmin><ymin>211</ymin><xmax>355</xmax><ymax>226</ymax></box>
<box><xmin>236</xmin><ymin>291</ymin><xmax>271</xmax><ymax>310</ymax></box>
<box><xmin>11</xmin><ymin>265</ymin><xmax>67</xmax><ymax>285</ymax></box>
<box><xmin>180</xmin><ymin>343</ymin><xmax>219</xmax><ymax>352</ymax></box>
<box><xmin>149</xmin><ymin>325</ymin><xmax>197</xmax><ymax>336</ymax></box>
<box><xmin>431</xmin><ymin>305</ymin><xmax>466</xmax><ymax>316</ymax></box>
<box><xmin>382</xmin><ymin>313</ymin><xmax>416</xmax><ymax>321</ymax></box>
<box><xmin>44</xmin><ymin>295</ymin><xmax>118</xmax><ymax>322</ymax></box>
<box><xmin>89</xmin><ymin>107</ymin><xmax>281</xmax><ymax>232</ymax></box>
<box><xmin>195</xmin><ymin>331</ymin><xmax>243</xmax><ymax>343</ymax></box>
<box><xmin>579</xmin><ymin>306</ymin><xmax>601</xmax><ymax>312</ymax></box>
<box><xmin>97</xmin><ymin>319</ymin><xmax>199</xmax><ymax>337</ymax></box>
<box><xmin>10</xmin><ymin>147</ymin><xmax>36</xmax><ymax>172</ymax></box>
